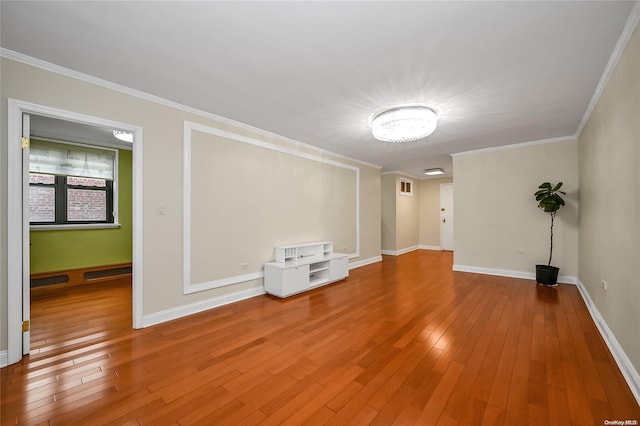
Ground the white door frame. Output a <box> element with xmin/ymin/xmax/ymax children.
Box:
<box><xmin>7</xmin><ymin>98</ymin><xmax>144</xmax><ymax>366</ymax></box>
<box><xmin>21</xmin><ymin>112</ymin><xmax>31</xmax><ymax>355</ymax></box>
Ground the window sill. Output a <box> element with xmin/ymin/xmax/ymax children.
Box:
<box><xmin>30</xmin><ymin>223</ymin><xmax>122</xmax><ymax>231</ymax></box>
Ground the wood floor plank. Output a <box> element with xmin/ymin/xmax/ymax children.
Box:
<box><xmin>2</xmin><ymin>251</ymin><xmax>638</xmax><ymax>425</ymax></box>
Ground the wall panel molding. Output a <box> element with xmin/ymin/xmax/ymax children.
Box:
<box><xmin>183</xmin><ymin>120</ymin><xmax>360</xmax><ymax>294</ymax></box>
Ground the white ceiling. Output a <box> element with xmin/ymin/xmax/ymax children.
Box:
<box><xmin>29</xmin><ymin>115</ymin><xmax>134</xmax><ymax>150</ymax></box>
<box><xmin>1</xmin><ymin>1</ymin><xmax>636</xmax><ymax>178</ymax></box>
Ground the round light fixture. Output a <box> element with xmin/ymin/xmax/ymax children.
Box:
<box><xmin>113</xmin><ymin>129</ymin><xmax>134</xmax><ymax>143</ymax></box>
<box><xmin>369</xmin><ymin>105</ymin><xmax>438</xmax><ymax>143</ymax></box>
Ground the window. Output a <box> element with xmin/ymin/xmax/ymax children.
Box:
<box><xmin>400</xmin><ymin>177</ymin><xmax>413</xmax><ymax>196</ymax></box>
<box><xmin>29</xmin><ymin>140</ymin><xmax>117</xmax><ymax>227</ymax></box>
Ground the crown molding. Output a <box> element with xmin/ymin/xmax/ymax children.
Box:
<box><xmin>451</xmin><ymin>135</ymin><xmax>575</xmax><ymax>157</ymax></box>
<box><xmin>381</xmin><ymin>170</ymin><xmax>422</xmax><ymax>179</ymax></box>
<box><xmin>0</xmin><ymin>48</ymin><xmax>381</xmax><ymax>170</ymax></box>
<box><xmin>575</xmin><ymin>1</ymin><xmax>640</xmax><ymax>138</ymax></box>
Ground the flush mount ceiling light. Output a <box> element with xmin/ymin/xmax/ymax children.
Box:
<box><xmin>113</xmin><ymin>129</ymin><xmax>134</xmax><ymax>143</ymax></box>
<box><xmin>369</xmin><ymin>105</ymin><xmax>438</xmax><ymax>143</ymax></box>
<box><xmin>424</xmin><ymin>168</ymin><xmax>445</xmax><ymax>176</ymax></box>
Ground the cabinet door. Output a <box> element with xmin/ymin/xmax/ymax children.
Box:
<box><xmin>281</xmin><ymin>265</ymin><xmax>309</xmax><ymax>296</ymax></box>
<box><xmin>330</xmin><ymin>257</ymin><xmax>349</xmax><ymax>281</ymax></box>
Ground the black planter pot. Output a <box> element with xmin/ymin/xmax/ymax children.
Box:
<box><xmin>536</xmin><ymin>265</ymin><xmax>559</xmax><ymax>286</ymax></box>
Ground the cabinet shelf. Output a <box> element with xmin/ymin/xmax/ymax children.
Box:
<box><xmin>309</xmin><ymin>277</ymin><xmax>330</xmax><ymax>287</ymax></box>
<box><xmin>265</xmin><ymin>242</ymin><xmax>349</xmax><ymax>298</ymax></box>
<box><xmin>275</xmin><ymin>242</ymin><xmax>334</xmax><ymax>264</ymax></box>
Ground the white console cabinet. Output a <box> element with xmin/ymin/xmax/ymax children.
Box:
<box><xmin>264</xmin><ymin>242</ymin><xmax>349</xmax><ymax>297</ymax></box>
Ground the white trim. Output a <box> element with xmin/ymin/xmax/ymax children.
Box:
<box><xmin>185</xmin><ymin>272</ymin><xmax>264</xmax><ymax>295</ymax></box>
<box><xmin>451</xmin><ymin>135</ymin><xmax>575</xmax><ymax>157</ymax></box>
<box><xmin>6</xmin><ymin>99</ymin><xmax>144</xmax><ymax>365</ymax></box>
<box><xmin>183</xmin><ymin>120</ymin><xmax>360</xmax><ymax>294</ymax></box>
<box><xmin>575</xmin><ymin>2</ymin><xmax>640</xmax><ymax>138</ymax></box>
<box><xmin>575</xmin><ymin>278</ymin><xmax>640</xmax><ymax>405</ymax></box>
<box><xmin>452</xmin><ymin>264</ymin><xmax>577</xmax><ymax>285</ymax></box>
<box><xmin>0</xmin><ymin>351</ymin><xmax>7</xmax><ymax>368</ymax></box>
<box><xmin>381</xmin><ymin>246</ymin><xmax>419</xmax><ymax>256</ymax></box>
<box><xmin>7</xmin><ymin>100</ymin><xmax>22</xmax><ymax>365</ymax></box>
<box><xmin>419</xmin><ymin>245</ymin><xmax>441</xmax><ymax>251</ymax></box>
<box><xmin>0</xmin><ymin>48</ymin><xmax>381</xmax><ymax>171</ymax></box>
<box><xmin>142</xmin><ymin>286</ymin><xmax>265</xmax><ymax>328</ymax></box>
<box><xmin>348</xmin><ymin>255</ymin><xmax>383</xmax><ymax>269</ymax></box>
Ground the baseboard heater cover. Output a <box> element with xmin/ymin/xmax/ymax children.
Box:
<box><xmin>30</xmin><ymin>263</ymin><xmax>132</xmax><ymax>289</ymax></box>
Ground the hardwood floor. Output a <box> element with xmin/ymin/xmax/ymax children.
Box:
<box><xmin>2</xmin><ymin>251</ymin><xmax>639</xmax><ymax>425</ymax></box>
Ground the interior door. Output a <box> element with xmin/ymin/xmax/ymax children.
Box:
<box><xmin>440</xmin><ymin>183</ymin><xmax>454</xmax><ymax>251</ymax></box>
<box><xmin>22</xmin><ymin>113</ymin><xmax>31</xmax><ymax>355</ymax></box>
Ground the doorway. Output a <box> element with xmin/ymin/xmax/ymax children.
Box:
<box><xmin>6</xmin><ymin>99</ymin><xmax>143</xmax><ymax>366</ymax></box>
<box><xmin>440</xmin><ymin>183</ymin><xmax>454</xmax><ymax>251</ymax></box>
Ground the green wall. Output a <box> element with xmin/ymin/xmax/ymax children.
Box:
<box><xmin>30</xmin><ymin>148</ymin><xmax>132</xmax><ymax>274</ymax></box>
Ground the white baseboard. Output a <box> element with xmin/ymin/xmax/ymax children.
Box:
<box><xmin>0</xmin><ymin>350</ymin><xmax>7</xmax><ymax>368</ymax></box>
<box><xmin>576</xmin><ymin>279</ymin><xmax>640</xmax><ymax>405</ymax></box>
<box><xmin>452</xmin><ymin>264</ymin><xmax>577</xmax><ymax>284</ymax></box>
<box><xmin>381</xmin><ymin>246</ymin><xmax>419</xmax><ymax>256</ymax></box>
<box><xmin>349</xmin><ymin>255</ymin><xmax>382</xmax><ymax>269</ymax></box>
<box><xmin>419</xmin><ymin>245</ymin><xmax>441</xmax><ymax>251</ymax></box>
<box><xmin>142</xmin><ymin>286</ymin><xmax>265</xmax><ymax>328</ymax></box>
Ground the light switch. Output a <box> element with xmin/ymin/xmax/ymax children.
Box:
<box><xmin>157</xmin><ymin>204</ymin><xmax>166</xmax><ymax>215</ymax></box>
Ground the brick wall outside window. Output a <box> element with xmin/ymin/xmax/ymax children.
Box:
<box><xmin>29</xmin><ymin>173</ymin><xmax>112</xmax><ymax>224</ymax></box>
<box><xmin>29</xmin><ymin>186</ymin><xmax>55</xmax><ymax>222</ymax></box>
<box><xmin>67</xmin><ymin>189</ymin><xmax>106</xmax><ymax>221</ymax></box>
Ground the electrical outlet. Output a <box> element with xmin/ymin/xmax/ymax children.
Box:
<box><xmin>602</xmin><ymin>280</ymin><xmax>607</xmax><ymax>291</ymax></box>
<box><xmin>241</xmin><ymin>263</ymin><xmax>249</xmax><ymax>270</ymax></box>
<box><xmin>516</xmin><ymin>249</ymin><xmax>526</xmax><ymax>255</ymax></box>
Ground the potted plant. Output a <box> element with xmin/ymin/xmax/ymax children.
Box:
<box><xmin>534</xmin><ymin>182</ymin><xmax>566</xmax><ymax>286</ymax></box>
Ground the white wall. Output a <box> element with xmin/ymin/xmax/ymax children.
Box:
<box><xmin>452</xmin><ymin>139</ymin><xmax>579</xmax><ymax>280</ymax></box>
<box><xmin>0</xmin><ymin>56</ymin><xmax>382</xmax><ymax>353</ymax></box>
<box><xmin>578</xmin><ymin>23</ymin><xmax>640</xmax><ymax>377</ymax></box>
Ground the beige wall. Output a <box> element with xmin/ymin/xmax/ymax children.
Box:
<box><xmin>188</xmin><ymin>129</ymin><xmax>357</xmax><ymax>285</ymax></box>
<box><xmin>380</xmin><ymin>174</ymin><xmax>396</xmax><ymax>251</ymax></box>
<box><xmin>453</xmin><ymin>139</ymin><xmax>579</xmax><ymax>278</ymax></box>
<box><xmin>381</xmin><ymin>173</ymin><xmax>419</xmax><ymax>253</ymax></box>
<box><xmin>418</xmin><ymin>177</ymin><xmax>453</xmax><ymax>248</ymax></box>
<box><xmin>578</xmin><ymin>24</ymin><xmax>640</xmax><ymax>373</ymax></box>
<box><xmin>0</xmin><ymin>57</ymin><xmax>382</xmax><ymax>352</ymax></box>
<box><xmin>396</xmin><ymin>177</ymin><xmax>419</xmax><ymax>251</ymax></box>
